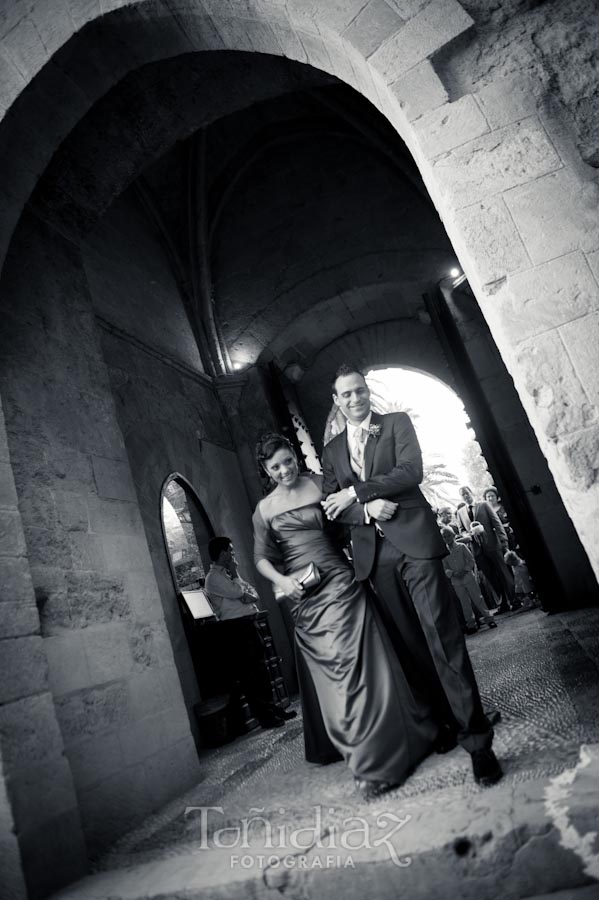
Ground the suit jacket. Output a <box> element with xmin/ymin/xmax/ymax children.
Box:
<box><xmin>456</xmin><ymin>500</ymin><xmax>508</xmax><ymax>555</ymax></box>
<box><xmin>322</xmin><ymin>411</ymin><xmax>446</xmax><ymax>581</ymax></box>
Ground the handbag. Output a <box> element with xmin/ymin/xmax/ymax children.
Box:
<box><xmin>274</xmin><ymin>562</ymin><xmax>321</xmax><ymax>600</ymax></box>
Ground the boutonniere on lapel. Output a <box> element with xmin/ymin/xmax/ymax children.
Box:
<box><xmin>367</xmin><ymin>423</ymin><xmax>381</xmax><ymax>439</ymax></box>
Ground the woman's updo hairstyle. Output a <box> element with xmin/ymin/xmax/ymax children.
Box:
<box><xmin>255</xmin><ymin>432</ymin><xmax>295</xmax><ymax>467</ymax></box>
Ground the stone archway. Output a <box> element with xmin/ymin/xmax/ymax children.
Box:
<box><xmin>0</xmin><ymin>0</ymin><xmax>596</xmax><ymax>577</ymax></box>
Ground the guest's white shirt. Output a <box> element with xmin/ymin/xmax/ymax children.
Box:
<box><xmin>204</xmin><ymin>564</ymin><xmax>258</xmax><ymax>621</ymax></box>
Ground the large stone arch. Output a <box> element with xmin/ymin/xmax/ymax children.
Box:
<box><xmin>0</xmin><ymin>0</ymin><xmax>597</xmax><ymax>579</ymax></box>
<box><xmin>1</xmin><ymin>3</ymin><xmax>599</xmax><ymax>895</ymax></box>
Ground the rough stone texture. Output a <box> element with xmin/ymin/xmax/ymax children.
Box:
<box><xmin>434</xmin><ymin>0</ymin><xmax>599</xmax><ymax>168</ymax></box>
<box><xmin>369</xmin><ymin>0</ymin><xmax>473</xmax><ymax>82</ymax></box>
<box><xmin>0</xmin><ymin>636</ymin><xmax>48</xmax><ymax>705</ymax></box>
<box><xmin>559</xmin><ymin>314</ymin><xmax>599</xmax><ymax>410</ymax></box>
<box><xmin>431</xmin><ymin>116</ymin><xmax>563</xmax><ymax>209</ymax></box>
<box><xmin>454</xmin><ymin>197</ymin><xmax>531</xmax><ymax>285</ymax></box>
<box><xmin>389</xmin><ymin>58</ymin><xmax>448</xmax><ymax>121</ymax></box>
<box><xmin>495</xmin><ymin>252</ymin><xmax>599</xmax><ymax>346</ymax></box>
<box><xmin>414</xmin><ymin>94</ymin><xmax>488</xmax><ymax>158</ymax></box>
<box><xmin>514</xmin><ymin>331</ymin><xmax>595</xmax><ymax>442</ymax></box>
<box><xmin>342</xmin><ymin>0</ymin><xmax>404</xmax><ymax>59</ymax></box>
<box><xmin>504</xmin><ymin>168</ymin><xmax>599</xmax><ymax>266</ymax></box>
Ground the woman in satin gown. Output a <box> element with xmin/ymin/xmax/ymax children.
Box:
<box><xmin>253</xmin><ymin>433</ymin><xmax>438</xmax><ymax>798</ymax></box>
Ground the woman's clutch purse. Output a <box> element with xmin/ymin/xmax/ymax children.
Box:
<box><xmin>274</xmin><ymin>562</ymin><xmax>321</xmax><ymax>600</ymax></box>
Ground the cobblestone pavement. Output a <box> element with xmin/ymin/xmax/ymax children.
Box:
<box><xmin>52</xmin><ymin>606</ymin><xmax>599</xmax><ymax>900</ymax></box>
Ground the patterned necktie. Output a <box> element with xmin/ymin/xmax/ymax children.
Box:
<box><xmin>350</xmin><ymin>427</ymin><xmax>367</xmax><ymax>478</ymax></box>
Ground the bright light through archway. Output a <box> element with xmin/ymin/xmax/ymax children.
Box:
<box><xmin>365</xmin><ymin>368</ymin><xmax>492</xmax><ymax>508</ymax></box>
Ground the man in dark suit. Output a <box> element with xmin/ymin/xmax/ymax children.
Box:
<box><xmin>456</xmin><ymin>486</ymin><xmax>516</xmax><ymax>613</ymax></box>
<box><xmin>321</xmin><ymin>364</ymin><xmax>502</xmax><ymax>787</ymax></box>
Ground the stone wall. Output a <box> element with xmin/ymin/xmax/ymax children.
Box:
<box><xmin>82</xmin><ymin>194</ymin><xmax>297</xmax><ymax>708</ymax></box>
<box><xmin>0</xmin><ymin>213</ymin><xmax>200</xmax><ymax>864</ymax></box>
<box><xmin>0</xmin><ymin>394</ymin><xmax>88</xmax><ymax>900</ymax></box>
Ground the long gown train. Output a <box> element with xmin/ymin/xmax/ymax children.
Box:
<box><xmin>253</xmin><ymin>502</ymin><xmax>437</xmax><ymax>784</ymax></box>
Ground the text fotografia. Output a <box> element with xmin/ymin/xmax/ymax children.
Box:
<box><xmin>183</xmin><ymin>805</ymin><xmax>412</xmax><ymax>868</ymax></box>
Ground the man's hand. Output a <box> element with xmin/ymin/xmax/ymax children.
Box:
<box><xmin>321</xmin><ymin>489</ymin><xmax>356</xmax><ymax>520</ymax></box>
<box><xmin>367</xmin><ymin>499</ymin><xmax>398</xmax><ymax>522</ymax></box>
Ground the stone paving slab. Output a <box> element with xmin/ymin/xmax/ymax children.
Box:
<box><xmin>50</xmin><ymin>608</ymin><xmax>599</xmax><ymax>900</ymax></box>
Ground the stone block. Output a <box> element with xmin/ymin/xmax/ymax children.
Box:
<box><xmin>84</xmin><ymin>624</ymin><xmax>134</xmax><ymax>683</ymax></box>
<box><xmin>55</xmin><ymin>490</ymin><xmax>89</xmax><ymax>531</ymax></box>
<box><xmin>0</xmin><ymin>833</ymin><xmax>28</xmax><ymax>900</ymax></box>
<box><xmin>500</xmin><ymin>251</ymin><xmax>598</xmax><ymax>344</ymax></box>
<box><xmin>128</xmin><ymin>669</ymin><xmax>169</xmax><ymax>719</ymax></box>
<box><xmin>23</xmin><ymin>525</ymin><xmax>70</xmax><ymax>568</ymax></box>
<box><xmin>560</xmin><ymin>313</ymin><xmax>599</xmax><ymax>408</ymax></box>
<box><xmin>118</xmin><ymin>713</ymin><xmax>165</xmax><ymax>766</ymax></box>
<box><xmin>123</xmin><ymin>569</ymin><xmax>164</xmax><ymax>621</ymax></box>
<box><xmin>68</xmin><ymin>532</ymin><xmax>106</xmax><ymax>571</ymax></box>
<box><xmin>389</xmin><ymin>58</ymin><xmax>447</xmax><ymax>121</ymax></box>
<box><xmin>415</xmin><ymin>95</ymin><xmax>489</xmax><ymax>158</ymax></box>
<box><xmin>475</xmin><ymin>74</ymin><xmax>540</xmax><ymax>130</ymax></box>
<box><xmin>211</xmin><ymin>15</ymin><xmax>263</xmax><ymax>52</ymax></box>
<box><xmin>55</xmin><ymin>681</ymin><xmax>131</xmax><ymax>744</ymax></box>
<box><xmin>504</xmin><ymin>169</ymin><xmax>599</xmax><ymax>265</ymax></box>
<box><xmin>66</xmin><ymin>570</ymin><xmax>130</xmax><ymax>628</ymax></box>
<box><xmin>0</xmin><ymin>46</ymin><xmax>26</xmax><ymax>116</ymax></box>
<box><xmin>432</xmin><ymin>117</ymin><xmax>563</xmax><ymax>209</ymax></box>
<box><xmin>455</xmin><ymin>197</ymin><xmax>530</xmax><ymax>285</ymax></box>
<box><xmin>7</xmin><ymin>756</ymin><xmax>77</xmax><ymax>833</ymax></box>
<box><xmin>128</xmin><ymin>620</ymin><xmax>172</xmax><ymax>670</ymax></box>
<box><xmin>160</xmin><ymin>705</ymin><xmax>194</xmax><ymax>745</ymax></box>
<box><xmin>65</xmin><ymin>730</ymin><xmax>124</xmax><ymax>790</ymax></box>
<box><xmin>587</xmin><ymin>248</ymin><xmax>599</xmax><ymax>285</ymax></box>
<box><xmin>0</xmin><ymin>636</ymin><xmax>48</xmax><ymax>704</ymax></box>
<box><xmin>18</xmin><ymin>807</ymin><xmax>88</xmax><ymax>900</ymax></box>
<box><xmin>386</xmin><ymin>0</ymin><xmax>429</xmax><ymax>17</ymax></box>
<box><xmin>101</xmin><ymin>534</ymin><xmax>152</xmax><ymax>572</ymax></box>
<box><xmin>143</xmin><ymin>737</ymin><xmax>200</xmax><ymax>810</ymax></box>
<box><xmin>298</xmin><ymin>30</ymin><xmax>333</xmax><ymax>73</ymax></box>
<box><xmin>0</xmin><ymin>693</ymin><xmax>64</xmax><ymax>772</ymax></box>
<box><xmin>268</xmin><ymin>22</ymin><xmax>307</xmax><ymax>63</ymax></box>
<box><xmin>514</xmin><ymin>330</ymin><xmax>592</xmax><ymax>439</ymax></box>
<box><xmin>558</xmin><ymin>426</ymin><xmax>599</xmax><ymax>491</ymax></box>
<box><xmin>369</xmin><ymin>0</ymin><xmax>472</xmax><ymax>82</ymax></box>
<box><xmin>87</xmin><ymin>496</ymin><xmax>143</xmax><ymax>536</ymax></box>
<box><xmin>342</xmin><ymin>0</ymin><xmax>403</xmax><ymax>59</ymax></box>
<box><xmin>0</xmin><ymin>462</ymin><xmax>18</xmax><ymax>508</ymax></box>
<box><xmin>0</xmin><ymin>556</ymin><xmax>34</xmax><ymax>603</ymax></box>
<box><xmin>0</xmin><ymin>601</ymin><xmax>39</xmax><ymax>639</ymax></box>
<box><xmin>15</xmin><ymin>485</ymin><xmax>58</xmax><ymax>531</ymax></box>
<box><xmin>92</xmin><ymin>455</ymin><xmax>136</xmax><ymax>502</ymax></box>
<box><xmin>44</xmin><ymin>633</ymin><xmax>91</xmax><ymax>695</ymax></box>
<box><xmin>49</xmin><ymin>444</ymin><xmax>95</xmax><ymax>491</ymax></box>
<box><xmin>160</xmin><ymin>665</ymin><xmax>187</xmax><ymax>709</ymax></box>
<box><xmin>78</xmin><ymin>763</ymin><xmax>151</xmax><ymax>853</ymax></box>
<box><xmin>0</xmin><ymin>510</ymin><xmax>26</xmax><ymax>557</ymax></box>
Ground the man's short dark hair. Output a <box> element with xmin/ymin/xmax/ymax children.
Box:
<box><xmin>208</xmin><ymin>536</ymin><xmax>232</xmax><ymax>562</ymax></box>
<box><xmin>331</xmin><ymin>363</ymin><xmax>366</xmax><ymax>395</ymax></box>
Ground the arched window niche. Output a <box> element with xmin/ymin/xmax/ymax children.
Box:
<box><xmin>160</xmin><ymin>474</ymin><xmax>214</xmax><ymax>593</ymax></box>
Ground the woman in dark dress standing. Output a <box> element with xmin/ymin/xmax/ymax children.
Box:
<box><xmin>252</xmin><ymin>433</ymin><xmax>437</xmax><ymax>799</ymax></box>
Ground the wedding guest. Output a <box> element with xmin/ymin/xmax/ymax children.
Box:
<box><xmin>205</xmin><ymin>536</ymin><xmax>295</xmax><ymax>729</ymax></box>
<box><xmin>253</xmin><ymin>432</ymin><xmax>438</xmax><ymax>799</ymax></box>
<box><xmin>504</xmin><ymin>550</ymin><xmax>538</xmax><ymax>608</ymax></box>
<box><xmin>441</xmin><ymin>527</ymin><xmax>497</xmax><ymax>633</ymax></box>
<box><xmin>483</xmin><ymin>487</ymin><xmax>517</xmax><ymax>550</ymax></box>
<box><xmin>321</xmin><ymin>365</ymin><xmax>502</xmax><ymax>787</ymax></box>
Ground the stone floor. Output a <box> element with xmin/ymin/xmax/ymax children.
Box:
<box><xmin>51</xmin><ymin>607</ymin><xmax>599</xmax><ymax>900</ymax></box>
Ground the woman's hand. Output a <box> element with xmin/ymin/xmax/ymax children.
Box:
<box><xmin>275</xmin><ymin>576</ymin><xmax>304</xmax><ymax>601</ymax></box>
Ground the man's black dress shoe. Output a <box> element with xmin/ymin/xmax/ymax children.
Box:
<box><xmin>434</xmin><ymin>723</ymin><xmax>458</xmax><ymax>754</ymax></box>
<box><xmin>259</xmin><ymin>715</ymin><xmax>285</xmax><ymax>729</ymax></box>
<box><xmin>471</xmin><ymin>748</ymin><xmax>503</xmax><ymax>786</ymax></box>
<box><xmin>485</xmin><ymin>709</ymin><xmax>501</xmax><ymax>727</ymax></box>
<box><xmin>273</xmin><ymin>706</ymin><xmax>298</xmax><ymax>721</ymax></box>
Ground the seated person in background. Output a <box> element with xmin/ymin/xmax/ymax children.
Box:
<box><xmin>504</xmin><ymin>550</ymin><xmax>538</xmax><ymax>608</ymax></box>
<box><xmin>441</xmin><ymin>526</ymin><xmax>497</xmax><ymax>634</ymax></box>
<box><xmin>205</xmin><ymin>536</ymin><xmax>296</xmax><ymax>728</ymax></box>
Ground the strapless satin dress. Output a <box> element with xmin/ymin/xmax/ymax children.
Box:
<box><xmin>254</xmin><ymin>502</ymin><xmax>437</xmax><ymax>784</ymax></box>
